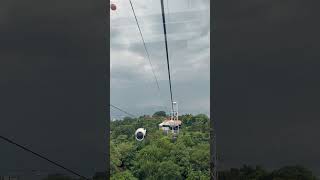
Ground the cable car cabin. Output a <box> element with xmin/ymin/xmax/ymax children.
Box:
<box><xmin>159</xmin><ymin>119</ymin><xmax>182</xmax><ymax>135</ymax></box>
<box><xmin>110</xmin><ymin>3</ymin><xmax>116</xmax><ymax>11</ymax></box>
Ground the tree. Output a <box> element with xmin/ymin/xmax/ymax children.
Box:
<box><xmin>111</xmin><ymin>170</ymin><xmax>137</xmax><ymax>180</ymax></box>
<box><xmin>170</xmin><ymin>142</ymin><xmax>191</xmax><ymax>178</ymax></box>
<box><xmin>110</xmin><ymin>141</ymin><xmax>121</xmax><ymax>175</ymax></box>
<box><xmin>132</xmin><ymin>160</ymin><xmax>159</xmax><ymax>179</ymax></box>
<box><xmin>189</xmin><ymin>144</ymin><xmax>210</xmax><ymax>171</ymax></box>
<box><xmin>186</xmin><ymin>170</ymin><xmax>210</xmax><ymax>180</ymax></box>
<box><xmin>180</xmin><ymin>114</ymin><xmax>194</xmax><ymax>126</ymax></box>
<box><xmin>156</xmin><ymin>161</ymin><xmax>182</xmax><ymax>180</ymax></box>
<box><xmin>109</xmin><ymin>113</ymin><xmax>317</xmax><ymax>180</ymax></box>
<box><xmin>153</xmin><ymin>111</ymin><xmax>167</xmax><ymax>117</ymax></box>
<box><xmin>271</xmin><ymin>165</ymin><xmax>317</xmax><ymax>180</ymax></box>
<box><xmin>117</xmin><ymin>142</ymin><xmax>136</xmax><ymax>168</ymax></box>
<box><xmin>218</xmin><ymin>165</ymin><xmax>318</xmax><ymax>180</ymax></box>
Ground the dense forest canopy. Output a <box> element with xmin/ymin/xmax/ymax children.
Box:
<box><xmin>110</xmin><ymin>112</ymin><xmax>318</xmax><ymax>180</ymax></box>
<box><xmin>110</xmin><ymin>113</ymin><xmax>211</xmax><ymax>180</ymax></box>
<box><xmin>218</xmin><ymin>165</ymin><xmax>318</xmax><ymax>180</ymax></box>
<box><xmin>41</xmin><ymin>112</ymin><xmax>318</xmax><ymax>180</ymax></box>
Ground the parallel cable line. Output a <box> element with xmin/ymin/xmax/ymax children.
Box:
<box><xmin>160</xmin><ymin>0</ymin><xmax>174</xmax><ymax>112</ymax></box>
<box><xmin>128</xmin><ymin>0</ymin><xmax>171</xmax><ymax>114</ymax></box>
<box><xmin>128</xmin><ymin>0</ymin><xmax>160</xmax><ymax>91</ymax></box>
<box><xmin>110</xmin><ymin>104</ymin><xmax>137</xmax><ymax>118</ymax></box>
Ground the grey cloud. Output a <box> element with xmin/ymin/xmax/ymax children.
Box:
<box><xmin>111</xmin><ymin>0</ymin><xmax>210</xmax><ymax>118</ymax></box>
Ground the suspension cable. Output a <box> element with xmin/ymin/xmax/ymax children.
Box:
<box><xmin>110</xmin><ymin>104</ymin><xmax>137</xmax><ymax>118</ymax></box>
<box><xmin>160</xmin><ymin>0</ymin><xmax>174</xmax><ymax>112</ymax></box>
<box><xmin>128</xmin><ymin>0</ymin><xmax>160</xmax><ymax>91</ymax></box>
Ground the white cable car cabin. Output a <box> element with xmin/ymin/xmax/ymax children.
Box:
<box><xmin>159</xmin><ymin>119</ymin><xmax>181</xmax><ymax>134</ymax></box>
<box><xmin>159</xmin><ymin>102</ymin><xmax>181</xmax><ymax>135</ymax></box>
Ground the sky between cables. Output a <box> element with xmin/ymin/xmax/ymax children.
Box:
<box><xmin>110</xmin><ymin>0</ymin><xmax>210</xmax><ymax>119</ymax></box>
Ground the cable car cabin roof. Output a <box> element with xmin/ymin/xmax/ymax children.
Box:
<box><xmin>159</xmin><ymin>119</ymin><xmax>182</xmax><ymax>126</ymax></box>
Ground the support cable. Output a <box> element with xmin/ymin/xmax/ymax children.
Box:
<box><xmin>110</xmin><ymin>104</ymin><xmax>137</xmax><ymax>118</ymax></box>
<box><xmin>160</xmin><ymin>0</ymin><xmax>174</xmax><ymax>112</ymax></box>
<box><xmin>128</xmin><ymin>0</ymin><xmax>161</xmax><ymax>91</ymax></box>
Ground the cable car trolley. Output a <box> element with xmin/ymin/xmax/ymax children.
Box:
<box><xmin>158</xmin><ymin>102</ymin><xmax>181</xmax><ymax>136</ymax></box>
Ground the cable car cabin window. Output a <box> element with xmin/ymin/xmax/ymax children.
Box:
<box><xmin>136</xmin><ymin>132</ymin><xmax>144</xmax><ymax>140</ymax></box>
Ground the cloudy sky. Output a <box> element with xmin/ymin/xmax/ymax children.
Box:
<box><xmin>110</xmin><ymin>0</ymin><xmax>210</xmax><ymax>118</ymax></box>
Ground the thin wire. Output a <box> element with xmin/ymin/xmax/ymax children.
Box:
<box><xmin>160</xmin><ymin>0</ymin><xmax>174</xmax><ymax>112</ymax></box>
<box><xmin>112</xmin><ymin>19</ymin><xmax>201</xmax><ymax>29</ymax></box>
<box><xmin>166</xmin><ymin>0</ymin><xmax>175</xmax><ymax>116</ymax></box>
<box><xmin>128</xmin><ymin>0</ymin><xmax>170</xmax><ymax>114</ymax></box>
<box><xmin>0</xmin><ymin>135</ymin><xmax>89</xmax><ymax>180</ymax></box>
<box><xmin>128</xmin><ymin>0</ymin><xmax>160</xmax><ymax>91</ymax></box>
<box><xmin>110</xmin><ymin>104</ymin><xmax>137</xmax><ymax>118</ymax></box>
<box><xmin>165</xmin><ymin>0</ymin><xmax>172</xmax><ymax>114</ymax></box>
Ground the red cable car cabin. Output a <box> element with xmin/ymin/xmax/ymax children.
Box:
<box><xmin>111</xmin><ymin>4</ymin><xmax>116</xmax><ymax>11</ymax></box>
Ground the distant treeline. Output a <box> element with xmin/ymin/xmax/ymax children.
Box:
<box><xmin>218</xmin><ymin>165</ymin><xmax>318</xmax><ymax>180</ymax></box>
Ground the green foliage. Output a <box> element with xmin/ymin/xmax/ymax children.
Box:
<box><xmin>110</xmin><ymin>170</ymin><xmax>137</xmax><ymax>180</ymax></box>
<box><xmin>110</xmin><ymin>113</ymin><xmax>317</xmax><ymax>180</ymax></box>
<box><xmin>218</xmin><ymin>165</ymin><xmax>318</xmax><ymax>180</ymax></box>
<box><xmin>271</xmin><ymin>165</ymin><xmax>317</xmax><ymax>180</ymax></box>
<box><xmin>153</xmin><ymin>111</ymin><xmax>167</xmax><ymax>117</ymax></box>
<box><xmin>190</xmin><ymin>144</ymin><xmax>210</xmax><ymax>171</ymax></box>
<box><xmin>110</xmin><ymin>141</ymin><xmax>121</xmax><ymax>174</ymax></box>
<box><xmin>186</xmin><ymin>170</ymin><xmax>210</xmax><ymax>180</ymax></box>
<box><xmin>110</xmin><ymin>113</ymin><xmax>211</xmax><ymax>179</ymax></box>
<box><xmin>156</xmin><ymin>161</ymin><xmax>183</xmax><ymax>180</ymax></box>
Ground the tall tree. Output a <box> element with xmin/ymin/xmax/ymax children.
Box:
<box><xmin>153</xmin><ymin>111</ymin><xmax>167</xmax><ymax>117</ymax></box>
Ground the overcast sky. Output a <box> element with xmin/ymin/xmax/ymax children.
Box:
<box><xmin>110</xmin><ymin>0</ymin><xmax>210</xmax><ymax>119</ymax></box>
